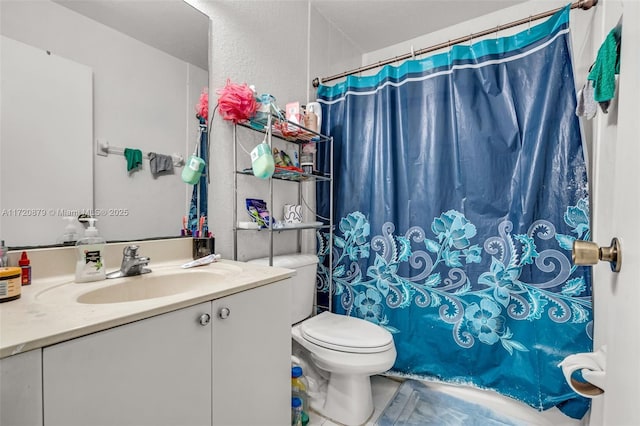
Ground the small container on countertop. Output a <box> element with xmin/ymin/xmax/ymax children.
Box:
<box><xmin>19</xmin><ymin>251</ymin><xmax>31</xmax><ymax>286</ymax></box>
<box><xmin>0</xmin><ymin>267</ymin><xmax>22</xmax><ymax>303</ymax></box>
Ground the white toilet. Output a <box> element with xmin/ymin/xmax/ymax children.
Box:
<box><xmin>249</xmin><ymin>254</ymin><xmax>397</xmax><ymax>426</ymax></box>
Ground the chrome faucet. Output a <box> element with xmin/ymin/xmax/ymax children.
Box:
<box><xmin>106</xmin><ymin>245</ymin><xmax>151</xmax><ymax>279</ymax></box>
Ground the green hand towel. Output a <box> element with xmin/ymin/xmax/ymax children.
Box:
<box><xmin>588</xmin><ymin>28</ymin><xmax>621</xmax><ymax>103</ymax></box>
<box><xmin>124</xmin><ymin>148</ymin><xmax>143</xmax><ymax>171</ymax></box>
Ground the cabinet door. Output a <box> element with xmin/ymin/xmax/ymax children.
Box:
<box><xmin>212</xmin><ymin>279</ymin><xmax>291</xmax><ymax>426</ymax></box>
<box><xmin>43</xmin><ymin>302</ymin><xmax>212</xmax><ymax>426</ymax></box>
<box><xmin>0</xmin><ymin>349</ymin><xmax>43</xmax><ymax>426</ymax></box>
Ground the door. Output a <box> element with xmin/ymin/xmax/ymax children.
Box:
<box><xmin>0</xmin><ymin>350</ymin><xmax>43</xmax><ymax>426</ymax></box>
<box><xmin>43</xmin><ymin>303</ymin><xmax>212</xmax><ymax>426</ymax></box>
<box><xmin>211</xmin><ymin>279</ymin><xmax>291</xmax><ymax>426</ymax></box>
<box><xmin>590</xmin><ymin>1</ymin><xmax>640</xmax><ymax>424</ymax></box>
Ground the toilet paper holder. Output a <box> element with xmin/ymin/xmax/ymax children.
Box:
<box><xmin>558</xmin><ymin>345</ymin><xmax>607</xmax><ymax>398</ymax></box>
<box><xmin>572</xmin><ymin>238</ymin><xmax>621</xmax><ymax>272</ymax></box>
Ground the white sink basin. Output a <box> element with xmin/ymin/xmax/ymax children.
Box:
<box><xmin>35</xmin><ymin>263</ymin><xmax>244</xmax><ymax>305</ymax></box>
<box><xmin>77</xmin><ymin>271</ymin><xmax>222</xmax><ymax>304</ymax></box>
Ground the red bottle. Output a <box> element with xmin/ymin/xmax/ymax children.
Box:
<box><xmin>19</xmin><ymin>251</ymin><xmax>31</xmax><ymax>286</ymax></box>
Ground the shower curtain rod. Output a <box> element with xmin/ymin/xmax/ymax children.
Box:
<box><xmin>312</xmin><ymin>0</ymin><xmax>598</xmax><ymax>88</ymax></box>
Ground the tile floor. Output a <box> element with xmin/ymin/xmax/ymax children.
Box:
<box><xmin>306</xmin><ymin>375</ymin><xmax>586</xmax><ymax>426</ymax></box>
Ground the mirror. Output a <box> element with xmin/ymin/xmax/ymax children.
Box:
<box><xmin>0</xmin><ymin>0</ymin><xmax>209</xmax><ymax>248</ymax></box>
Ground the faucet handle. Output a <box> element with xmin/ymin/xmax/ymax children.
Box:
<box><xmin>123</xmin><ymin>245</ymin><xmax>140</xmax><ymax>258</ymax></box>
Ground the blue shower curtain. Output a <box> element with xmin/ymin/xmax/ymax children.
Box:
<box><xmin>316</xmin><ymin>7</ymin><xmax>592</xmax><ymax>418</ymax></box>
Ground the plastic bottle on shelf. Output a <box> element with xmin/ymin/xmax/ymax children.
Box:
<box><xmin>303</xmin><ymin>109</ymin><xmax>318</xmax><ymax>132</ymax></box>
<box><xmin>291</xmin><ymin>366</ymin><xmax>310</xmax><ymax>416</ymax></box>
<box><xmin>306</xmin><ymin>102</ymin><xmax>322</xmax><ymax>131</ymax></box>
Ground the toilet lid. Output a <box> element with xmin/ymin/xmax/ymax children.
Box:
<box><xmin>300</xmin><ymin>312</ymin><xmax>394</xmax><ymax>353</ymax></box>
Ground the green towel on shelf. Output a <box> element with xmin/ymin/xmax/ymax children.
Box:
<box><xmin>588</xmin><ymin>27</ymin><xmax>621</xmax><ymax>104</ymax></box>
<box><xmin>124</xmin><ymin>148</ymin><xmax>143</xmax><ymax>171</ymax></box>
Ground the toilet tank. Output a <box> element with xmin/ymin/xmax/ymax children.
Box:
<box><xmin>248</xmin><ymin>254</ymin><xmax>319</xmax><ymax>325</ymax></box>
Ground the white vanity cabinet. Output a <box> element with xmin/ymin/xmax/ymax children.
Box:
<box><xmin>43</xmin><ymin>302</ymin><xmax>213</xmax><ymax>426</ymax></box>
<box><xmin>41</xmin><ymin>278</ymin><xmax>291</xmax><ymax>426</ymax></box>
<box><xmin>211</xmin><ymin>278</ymin><xmax>291</xmax><ymax>426</ymax></box>
<box><xmin>0</xmin><ymin>349</ymin><xmax>43</xmax><ymax>426</ymax></box>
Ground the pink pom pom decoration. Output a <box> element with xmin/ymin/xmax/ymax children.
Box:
<box><xmin>196</xmin><ymin>88</ymin><xmax>208</xmax><ymax>120</ymax></box>
<box><xmin>216</xmin><ymin>79</ymin><xmax>258</xmax><ymax>123</ymax></box>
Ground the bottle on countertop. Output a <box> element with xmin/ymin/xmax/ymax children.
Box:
<box><xmin>56</xmin><ymin>216</ymin><xmax>79</xmax><ymax>245</ymax></box>
<box><xmin>75</xmin><ymin>218</ymin><xmax>106</xmax><ymax>283</ymax></box>
<box><xmin>0</xmin><ymin>267</ymin><xmax>21</xmax><ymax>303</ymax></box>
<box><xmin>19</xmin><ymin>251</ymin><xmax>31</xmax><ymax>285</ymax></box>
<box><xmin>0</xmin><ymin>240</ymin><xmax>8</xmax><ymax>267</ymax></box>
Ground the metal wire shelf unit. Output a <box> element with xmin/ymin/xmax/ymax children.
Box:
<box><xmin>232</xmin><ymin>113</ymin><xmax>334</xmax><ymax>312</ymax></box>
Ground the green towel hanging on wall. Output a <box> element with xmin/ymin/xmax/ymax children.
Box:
<box><xmin>124</xmin><ymin>148</ymin><xmax>143</xmax><ymax>171</ymax></box>
<box><xmin>588</xmin><ymin>26</ymin><xmax>621</xmax><ymax>110</ymax></box>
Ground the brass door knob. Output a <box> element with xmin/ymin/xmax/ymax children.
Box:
<box><xmin>572</xmin><ymin>238</ymin><xmax>621</xmax><ymax>272</ymax></box>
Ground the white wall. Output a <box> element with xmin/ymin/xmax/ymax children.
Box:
<box><xmin>0</xmin><ymin>0</ymin><xmax>207</xmax><ymax>243</ymax></box>
<box><xmin>187</xmin><ymin>0</ymin><xmax>361</xmax><ymax>261</ymax></box>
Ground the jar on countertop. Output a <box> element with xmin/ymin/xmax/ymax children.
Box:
<box><xmin>0</xmin><ymin>267</ymin><xmax>22</xmax><ymax>303</ymax></box>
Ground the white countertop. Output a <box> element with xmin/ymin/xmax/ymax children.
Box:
<box><xmin>0</xmin><ymin>258</ymin><xmax>294</xmax><ymax>359</ymax></box>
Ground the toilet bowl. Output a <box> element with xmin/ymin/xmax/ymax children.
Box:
<box><xmin>248</xmin><ymin>254</ymin><xmax>397</xmax><ymax>426</ymax></box>
<box><xmin>293</xmin><ymin>311</ymin><xmax>396</xmax><ymax>425</ymax></box>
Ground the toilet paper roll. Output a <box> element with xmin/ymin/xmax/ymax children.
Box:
<box><xmin>558</xmin><ymin>345</ymin><xmax>607</xmax><ymax>398</ymax></box>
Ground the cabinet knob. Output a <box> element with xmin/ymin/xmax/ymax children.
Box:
<box><xmin>218</xmin><ymin>307</ymin><xmax>231</xmax><ymax>319</ymax></box>
<box><xmin>198</xmin><ymin>313</ymin><xmax>211</xmax><ymax>326</ymax></box>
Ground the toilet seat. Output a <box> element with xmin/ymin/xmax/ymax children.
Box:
<box><xmin>300</xmin><ymin>312</ymin><xmax>394</xmax><ymax>354</ymax></box>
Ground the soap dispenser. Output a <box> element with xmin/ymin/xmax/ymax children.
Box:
<box><xmin>57</xmin><ymin>216</ymin><xmax>79</xmax><ymax>245</ymax></box>
<box><xmin>75</xmin><ymin>218</ymin><xmax>106</xmax><ymax>283</ymax></box>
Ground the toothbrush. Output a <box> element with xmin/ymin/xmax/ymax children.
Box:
<box><xmin>199</xmin><ymin>216</ymin><xmax>205</xmax><ymax>237</ymax></box>
<box><xmin>181</xmin><ymin>254</ymin><xmax>221</xmax><ymax>268</ymax></box>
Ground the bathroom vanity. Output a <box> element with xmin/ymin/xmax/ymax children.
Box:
<box><xmin>0</xmin><ymin>252</ymin><xmax>293</xmax><ymax>426</ymax></box>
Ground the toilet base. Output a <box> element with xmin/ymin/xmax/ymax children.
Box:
<box><xmin>314</xmin><ymin>372</ymin><xmax>374</xmax><ymax>426</ymax></box>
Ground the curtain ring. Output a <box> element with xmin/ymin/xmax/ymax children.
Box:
<box><xmin>495</xmin><ymin>25</ymin><xmax>499</xmax><ymax>40</ymax></box>
<box><xmin>411</xmin><ymin>45</ymin><xmax>415</xmax><ymax>59</ymax></box>
<box><xmin>469</xmin><ymin>33</ymin><xmax>473</xmax><ymax>47</ymax></box>
<box><xmin>528</xmin><ymin>15</ymin><xmax>532</xmax><ymax>33</ymax></box>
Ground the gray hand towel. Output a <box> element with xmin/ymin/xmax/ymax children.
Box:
<box><xmin>148</xmin><ymin>152</ymin><xmax>174</xmax><ymax>177</ymax></box>
<box><xmin>576</xmin><ymin>80</ymin><xmax>597</xmax><ymax>120</ymax></box>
